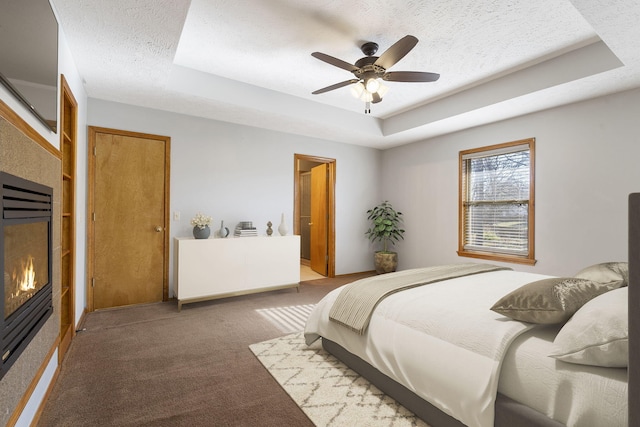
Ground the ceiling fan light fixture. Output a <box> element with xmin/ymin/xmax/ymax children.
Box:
<box><xmin>377</xmin><ymin>83</ymin><xmax>389</xmax><ymax>98</ymax></box>
<box><xmin>360</xmin><ymin>90</ymin><xmax>374</xmax><ymax>103</ymax></box>
<box><xmin>365</xmin><ymin>78</ymin><xmax>380</xmax><ymax>93</ymax></box>
<box><xmin>350</xmin><ymin>81</ymin><xmax>365</xmax><ymax>98</ymax></box>
<box><xmin>311</xmin><ymin>35</ymin><xmax>438</xmax><ymax>114</ymax></box>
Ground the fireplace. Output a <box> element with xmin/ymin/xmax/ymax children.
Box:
<box><xmin>1</xmin><ymin>172</ymin><xmax>53</xmax><ymax>379</ymax></box>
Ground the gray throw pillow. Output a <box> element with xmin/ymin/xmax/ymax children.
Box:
<box><xmin>490</xmin><ymin>277</ymin><xmax>618</xmax><ymax>324</ymax></box>
<box><xmin>574</xmin><ymin>262</ymin><xmax>628</xmax><ymax>287</ymax></box>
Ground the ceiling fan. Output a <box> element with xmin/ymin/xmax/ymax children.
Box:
<box><xmin>311</xmin><ymin>35</ymin><xmax>440</xmax><ymax>113</ymax></box>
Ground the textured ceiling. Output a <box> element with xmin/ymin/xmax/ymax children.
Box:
<box><xmin>49</xmin><ymin>0</ymin><xmax>640</xmax><ymax>149</ymax></box>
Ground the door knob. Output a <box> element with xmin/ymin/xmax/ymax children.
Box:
<box><xmin>155</xmin><ymin>226</ymin><xmax>163</xmax><ymax>232</ymax></box>
<box><xmin>308</xmin><ymin>222</ymin><xmax>313</xmax><ymax>226</ymax></box>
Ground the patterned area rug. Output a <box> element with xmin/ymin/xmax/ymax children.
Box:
<box><xmin>249</xmin><ymin>332</ymin><xmax>430</xmax><ymax>427</ymax></box>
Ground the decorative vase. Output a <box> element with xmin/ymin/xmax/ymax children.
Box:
<box><xmin>278</xmin><ymin>213</ymin><xmax>287</xmax><ymax>236</ymax></box>
<box><xmin>266</xmin><ymin>221</ymin><xmax>273</xmax><ymax>236</ymax></box>
<box><xmin>193</xmin><ymin>225</ymin><xmax>210</xmax><ymax>239</ymax></box>
<box><xmin>219</xmin><ymin>221</ymin><xmax>229</xmax><ymax>238</ymax></box>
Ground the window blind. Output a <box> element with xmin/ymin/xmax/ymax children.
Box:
<box><xmin>462</xmin><ymin>145</ymin><xmax>530</xmax><ymax>255</ymax></box>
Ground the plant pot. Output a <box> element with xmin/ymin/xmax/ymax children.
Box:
<box><xmin>374</xmin><ymin>251</ymin><xmax>398</xmax><ymax>274</ymax></box>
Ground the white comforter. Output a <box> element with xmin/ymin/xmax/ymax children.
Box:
<box><xmin>304</xmin><ymin>270</ymin><xmax>551</xmax><ymax>427</ymax></box>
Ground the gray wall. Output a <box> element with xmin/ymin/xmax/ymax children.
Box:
<box><xmin>88</xmin><ymin>99</ymin><xmax>383</xmax><ymax>288</ymax></box>
<box><xmin>381</xmin><ymin>87</ymin><xmax>640</xmax><ymax>276</ymax></box>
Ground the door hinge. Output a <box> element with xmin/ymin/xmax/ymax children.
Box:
<box><xmin>93</xmin><ymin>145</ymin><xmax>97</xmax><ymax>156</ymax></box>
<box><xmin>92</xmin><ymin>212</ymin><xmax>96</xmax><ymax>221</ymax></box>
<box><xmin>92</xmin><ymin>277</ymin><xmax>95</xmax><ymax>288</ymax></box>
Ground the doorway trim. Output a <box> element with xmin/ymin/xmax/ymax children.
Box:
<box><xmin>86</xmin><ymin>126</ymin><xmax>171</xmax><ymax>311</ymax></box>
<box><xmin>293</xmin><ymin>154</ymin><xmax>336</xmax><ymax>277</ymax></box>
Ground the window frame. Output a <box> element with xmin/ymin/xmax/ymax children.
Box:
<box><xmin>458</xmin><ymin>138</ymin><xmax>536</xmax><ymax>266</ymax></box>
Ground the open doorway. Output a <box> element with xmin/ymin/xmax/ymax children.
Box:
<box><xmin>294</xmin><ymin>154</ymin><xmax>336</xmax><ymax>278</ymax></box>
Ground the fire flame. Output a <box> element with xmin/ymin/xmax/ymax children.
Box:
<box><xmin>14</xmin><ymin>256</ymin><xmax>37</xmax><ymax>292</ymax></box>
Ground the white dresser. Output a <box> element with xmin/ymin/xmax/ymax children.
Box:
<box><xmin>173</xmin><ymin>235</ymin><xmax>300</xmax><ymax>310</ymax></box>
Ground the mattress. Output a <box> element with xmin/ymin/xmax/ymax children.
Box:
<box><xmin>499</xmin><ymin>324</ymin><xmax>628</xmax><ymax>427</ymax></box>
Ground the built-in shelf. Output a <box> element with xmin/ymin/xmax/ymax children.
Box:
<box><xmin>59</xmin><ymin>76</ymin><xmax>77</xmax><ymax>363</ymax></box>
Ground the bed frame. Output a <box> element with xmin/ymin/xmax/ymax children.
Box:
<box><xmin>629</xmin><ymin>193</ymin><xmax>639</xmax><ymax>427</ymax></box>
<box><xmin>322</xmin><ymin>193</ymin><xmax>639</xmax><ymax>427</ymax></box>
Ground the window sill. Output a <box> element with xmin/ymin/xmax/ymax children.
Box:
<box><xmin>457</xmin><ymin>249</ymin><xmax>536</xmax><ymax>266</ymax></box>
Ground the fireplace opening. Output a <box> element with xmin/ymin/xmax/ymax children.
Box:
<box><xmin>1</xmin><ymin>172</ymin><xmax>53</xmax><ymax>379</ymax></box>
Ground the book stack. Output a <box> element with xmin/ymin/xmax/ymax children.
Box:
<box><xmin>234</xmin><ymin>221</ymin><xmax>258</xmax><ymax>237</ymax></box>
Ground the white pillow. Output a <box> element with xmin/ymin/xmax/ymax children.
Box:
<box><xmin>549</xmin><ymin>287</ymin><xmax>628</xmax><ymax>368</ymax></box>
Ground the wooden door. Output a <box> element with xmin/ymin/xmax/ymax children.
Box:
<box><xmin>310</xmin><ymin>164</ymin><xmax>328</xmax><ymax>275</ymax></box>
<box><xmin>89</xmin><ymin>127</ymin><xmax>170</xmax><ymax>310</ymax></box>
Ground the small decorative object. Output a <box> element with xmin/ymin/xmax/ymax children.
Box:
<box><xmin>365</xmin><ymin>201</ymin><xmax>405</xmax><ymax>274</ymax></box>
<box><xmin>191</xmin><ymin>212</ymin><xmax>212</xmax><ymax>239</ymax></box>
<box><xmin>193</xmin><ymin>226</ymin><xmax>210</xmax><ymax>239</ymax></box>
<box><xmin>266</xmin><ymin>221</ymin><xmax>273</xmax><ymax>236</ymax></box>
<box><xmin>278</xmin><ymin>213</ymin><xmax>288</xmax><ymax>236</ymax></box>
<box><xmin>219</xmin><ymin>220</ymin><xmax>229</xmax><ymax>238</ymax></box>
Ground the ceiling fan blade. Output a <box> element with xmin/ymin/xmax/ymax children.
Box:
<box><xmin>372</xmin><ymin>92</ymin><xmax>382</xmax><ymax>104</ymax></box>
<box><xmin>312</xmin><ymin>79</ymin><xmax>359</xmax><ymax>94</ymax></box>
<box><xmin>374</xmin><ymin>35</ymin><xmax>418</xmax><ymax>70</ymax></box>
<box><xmin>383</xmin><ymin>71</ymin><xmax>440</xmax><ymax>82</ymax></box>
<box><xmin>311</xmin><ymin>52</ymin><xmax>359</xmax><ymax>72</ymax></box>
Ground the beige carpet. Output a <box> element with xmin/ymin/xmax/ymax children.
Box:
<box><xmin>250</xmin><ymin>332</ymin><xmax>429</xmax><ymax>427</ymax></box>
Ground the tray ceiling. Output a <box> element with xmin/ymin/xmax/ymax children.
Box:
<box><xmin>49</xmin><ymin>0</ymin><xmax>640</xmax><ymax>149</ymax></box>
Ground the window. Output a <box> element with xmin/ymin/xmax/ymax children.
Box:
<box><xmin>458</xmin><ymin>138</ymin><xmax>535</xmax><ymax>265</ymax></box>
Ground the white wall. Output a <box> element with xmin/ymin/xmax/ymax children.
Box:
<box><xmin>87</xmin><ymin>99</ymin><xmax>382</xmax><ymax>287</ymax></box>
<box><xmin>382</xmin><ymin>87</ymin><xmax>640</xmax><ymax>276</ymax></box>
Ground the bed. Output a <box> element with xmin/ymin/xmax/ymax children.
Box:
<box><xmin>304</xmin><ymin>256</ymin><xmax>632</xmax><ymax>426</ymax></box>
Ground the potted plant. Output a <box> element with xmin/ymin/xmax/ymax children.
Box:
<box><xmin>365</xmin><ymin>200</ymin><xmax>405</xmax><ymax>274</ymax></box>
<box><xmin>191</xmin><ymin>212</ymin><xmax>213</xmax><ymax>239</ymax></box>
